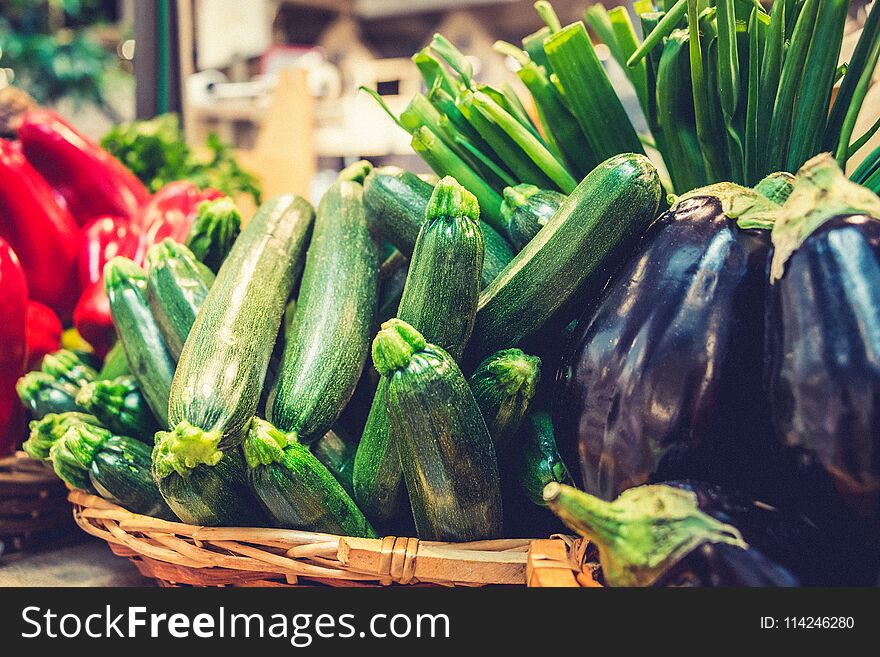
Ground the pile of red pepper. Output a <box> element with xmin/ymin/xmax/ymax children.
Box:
<box><xmin>0</xmin><ymin>108</ymin><xmax>221</xmax><ymax>455</ymax></box>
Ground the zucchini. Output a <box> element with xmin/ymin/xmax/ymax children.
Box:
<box><xmin>311</xmin><ymin>429</ymin><xmax>357</xmax><ymax>497</ymax></box>
<box><xmin>363</xmin><ymin>166</ymin><xmax>515</xmax><ymax>287</ymax></box>
<box><xmin>469</xmin><ymin>348</ymin><xmax>541</xmax><ymax>453</ymax></box>
<box><xmin>514</xmin><ymin>411</ymin><xmax>575</xmax><ymax>507</ymax></box>
<box><xmin>22</xmin><ymin>411</ymin><xmax>101</xmax><ymax>461</ymax></box>
<box><xmin>352</xmin><ymin>177</ymin><xmax>484</xmax><ymax>522</ymax></box>
<box><xmin>16</xmin><ymin>372</ymin><xmax>81</xmax><ymax>419</ymax></box>
<box><xmin>243</xmin><ymin>418</ymin><xmax>376</xmax><ymax>537</ymax></box>
<box><xmin>164</xmin><ymin>194</ymin><xmax>314</xmax><ymax>461</ymax></box>
<box><xmin>55</xmin><ymin>423</ymin><xmax>175</xmax><ymax>519</ymax></box>
<box><xmin>267</xmin><ymin>180</ymin><xmax>377</xmax><ymax>443</ymax></box>
<box><xmin>185</xmin><ymin>196</ymin><xmax>242</xmax><ymax>274</ymax></box>
<box><xmin>75</xmin><ymin>375</ymin><xmax>159</xmax><ymax>442</ymax></box>
<box><xmin>338</xmin><ymin>159</ymin><xmax>373</xmax><ymax>183</ymax></box>
<box><xmin>98</xmin><ymin>341</ymin><xmax>130</xmax><ymax>380</ymax></box>
<box><xmin>374</xmin><ymin>319</ymin><xmax>502</xmax><ymax>541</ymax></box>
<box><xmin>41</xmin><ymin>349</ymin><xmax>98</xmax><ymax>387</ymax></box>
<box><xmin>48</xmin><ymin>430</ymin><xmax>95</xmax><ymax>492</ymax></box>
<box><xmin>152</xmin><ymin>433</ymin><xmax>268</xmax><ymax>526</ymax></box>
<box><xmin>104</xmin><ymin>257</ymin><xmax>176</xmax><ymax>428</ymax></box>
<box><xmin>472</xmin><ymin>153</ymin><xmax>661</xmax><ymax>359</ymax></box>
<box><xmin>145</xmin><ymin>239</ymin><xmax>214</xmax><ymax>360</ymax></box>
<box><xmin>500</xmin><ymin>184</ymin><xmax>566</xmax><ymax>250</ymax></box>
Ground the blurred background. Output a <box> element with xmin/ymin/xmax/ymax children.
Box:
<box><xmin>1</xmin><ymin>0</ymin><xmax>878</xmax><ymax>207</ymax></box>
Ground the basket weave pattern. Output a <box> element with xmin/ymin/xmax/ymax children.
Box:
<box><xmin>68</xmin><ymin>489</ymin><xmax>535</xmax><ymax>587</ymax></box>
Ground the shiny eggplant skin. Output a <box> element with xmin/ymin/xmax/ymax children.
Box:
<box><xmin>766</xmin><ymin>213</ymin><xmax>880</xmax><ymax>580</ymax></box>
<box><xmin>557</xmin><ymin>195</ymin><xmax>774</xmax><ymax>501</ymax></box>
<box><xmin>658</xmin><ymin>541</ymin><xmax>798</xmax><ymax>587</ymax></box>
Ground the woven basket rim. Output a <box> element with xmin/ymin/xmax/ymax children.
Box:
<box><xmin>68</xmin><ymin>488</ymin><xmax>544</xmax><ymax>587</ymax></box>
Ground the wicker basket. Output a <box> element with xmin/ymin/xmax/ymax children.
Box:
<box><xmin>69</xmin><ymin>489</ymin><xmax>544</xmax><ymax>587</ymax></box>
<box><xmin>526</xmin><ymin>536</ymin><xmax>602</xmax><ymax>587</ymax></box>
<box><xmin>0</xmin><ymin>451</ymin><xmax>76</xmax><ymax>553</ymax></box>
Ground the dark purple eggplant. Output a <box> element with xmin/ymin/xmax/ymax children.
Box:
<box><xmin>555</xmin><ymin>184</ymin><xmax>781</xmax><ymax>501</ymax></box>
<box><xmin>766</xmin><ymin>154</ymin><xmax>880</xmax><ymax>580</ymax></box>
<box><xmin>544</xmin><ymin>482</ymin><xmax>799</xmax><ymax>587</ymax></box>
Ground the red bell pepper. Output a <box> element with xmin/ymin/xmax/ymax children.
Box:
<box><xmin>73</xmin><ymin>279</ymin><xmax>115</xmax><ymax>359</ymax></box>
<box><xmin>0</xmin><ymin>139</ymin><xmax>80</xmax><ymax>320</ymax></box>
<box><xmin>0</xmin><ymin>238</ymin><xmax>28</xmax><ymax>456</ymax></box>
<box><xmin>17</xmin><ymin>108</ymin><xmax>150</xmax><ymax>225</ymax></box>
<box><xmin>25</xmin><ymin>301</ymin><xmax>63</xmax><ymax>371</ymax></box>
<box><xmin>138</xmin><ymin>181</ymin><xmax>224</xmax><ymax>246</ymax></box>
<box><xmin>77</xmin><ymin>215</ymin><xmax>142</xmax><ymax>289</ymax></box>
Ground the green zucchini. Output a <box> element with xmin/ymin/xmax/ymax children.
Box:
<box><xmin>163</xmin><ymin>194</ymin><xmax>314</xmax><ymax>465</ymax></box>
<box><xmin>469</xmin><ymin>348</ymin><xmax>541</xmax><ymax>453</ymax></box>
<box><xmin>55</xmin><ymin>423</ymin><xmax>175</xmax><ymax>519</ymax></box>
<box><xmin>374</xmin><ymin>319</ymin><xmax>502</xmax><ymax>541</ymax></box>
<box><xmin>267</xmin><ymin>180</ymin><xmax>377</xmax><ymax>443</ymax></box>
<box><xmin>185</xmin><ymin>196</ymin><xmax>242</xmax><ymax>274</ymax></box>
<box><xmin>145</xmin><ymin>239</ymin><xmax>214</xmax><ymax>360</ymax></box>
<box><xmin>152</xmin><ymin>432</ymin><xmax>268</xmax><ymax>526</ymax></box>
<box><xmin>338</xmin><ymin>159</ymin><xmax>373</xmax><ymax>183</ymax></box>
<box><xmin>377</xmin><ymin>257</ymin><xmax>409</xmax><ymax>325</ymax></box>
<box><xmin>362</xmin><ymin>166</ymin><xmax>515</xmax><ymax>287</ymax></box>
<box><xmin>104</xmin><ymin>257</ymin><xmax>176</xmax><ymax>428</ymax></box>
<box><xmin>48</xmin><ymin>431</ymin><xmax>94</xmax><ymax>493</ymax></box>
<box><xmin>98</xmin><ymin>342</ymin><xmax>130</xmax><ymax>380</ymax></box>
<box><xmin>243</xmin><ymin>418</ymin><xmax>376</xmax><ymax>537</ymax></box>
<box><xmin>16</xmin><ymin>372</ymin><xmax>81</xmax><ymax>419</ymax></box>
<box><xmin>41</xmin><ymin>349</ymin><xmax>98</xmax><ymax>387</ymax></box>
<box><xmin>22</xmin><ymin>412</ymin><xmax>101</xmax><ymax>461</ymax></box>
<box><xmin>352</xmin><ymin>177</ymin><xmax>484</xmax><ymax>522</ymax></box>
<box><xmin>311</xmin><ymin>429</ymin><xmax>357</xmax><ymax>497</ymax></box>
<box><xmin>472</xmin><ymin>153</ymin><xmax>661</xmax><ymax>359</ymax></box>
<box><xmin>515</xmin><ymin>411</ymin><xmax>575</xmax><ymax>507</ymax></box>
<box><xmin>500</xmin><ymin>184</ymin><xmax>566</xmax><ymax>250</ymax></box>
<box><xmin>75</xmin><ymin>375</ymin><xmax>159</xmax><ymax>442</ymax></box>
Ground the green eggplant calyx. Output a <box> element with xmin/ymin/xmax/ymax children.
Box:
<box><xmin>103</xmin><ymin>256</ymin><xmax>146</xmax><ymax>292</ymax></box>
<box><xmin>152</xmin><ymin>420</ymin><xmax>224</xmax><ymax>478</ymax></box>
<box><xmin>485</xmin><ymin>348</ymin><xmax>541</xmax><ymax>397</ymax></box>
<box><xmin>338</xmin><ymin>160</ymin><xmax>374</xmax><ymax>183</ymax></box>
<box><xmin>677</xmin><ymin>182</ymin><xmax>781</xmax><ymax>232</ymax></box>
<box><xmin>41</xmin><ymin>349</ymin><xmax>98</xmax><ymax>385</ymax></box>
<box><xmin>23</xmin><ymin>412</ymin><xmax>99</xmax><ymax>461</ymax></box>
<box><xmin>242</xmin><ymin>418</ymin><xmax>297</xmax><ymax>468</ymax></box>
<box><xmin>372</xmin><ymin>318</ymin><xmax>427</xmax><ymax>376</ymax></box>
<box><xmin>426</xmin><ymin>175</ymin><xmax>481</xmax><ymax>223</ymax></box>
<box><xmin>754</xmin><ymin>172</ymin><xmax>795</xmax><ymax>206</ymax></box>
<box><xmin>500</xmin><ymin>184</ymin><xmax>543</xmax><ymax>222</ymax></box>
<box><xmin>61</xmin><ymin>423</ymin><xmax>113</xmax><ymax>469</ymax></box>
<box><xmin>770</xmin><ymin>153</ymin><xmax>880</xmax><ymax>282</ymax></box>
<box><xmin>543</xmin><ymin>483</ymin><xmax>747</xmax><ymax>587</ymax></box>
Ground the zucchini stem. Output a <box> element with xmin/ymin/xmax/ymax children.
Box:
<box><xmin>372</xmin><ymin>319</ymin><xmax>426</xmax><ymax>376</ymax></box>
<box><xmin>153</xmin><ymin>420</ymin><xmax>224</xmax><ymax>478</ymax></box>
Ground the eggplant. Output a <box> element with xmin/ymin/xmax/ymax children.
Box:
<box><xmin>766</xmin><ymin>154</ymin><xmax>880</xmax><ymax>580</ymax></box>
<box><xmin>544</xmin><ymin>482</ymin><xmax>799</xmax><ymax>587</ymax></box>
<box><xmin>556</xmin><ymin>184</ymin><xmax>781</xmax><ymax>501</ymax></box>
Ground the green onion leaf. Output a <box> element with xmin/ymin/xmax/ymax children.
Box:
<box><xmin>628</xmin><ymin>0</ymin><xmax>687</xmax><ymax>67</ymax></box>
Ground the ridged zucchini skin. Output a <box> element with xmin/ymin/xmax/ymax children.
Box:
<box><xmin>185</xmin><ymin>196</ymin><xmax>242</xmax><ymax>274</ymax></box>
<box><xmin>472</xmin><ymin>154</ymin><xmax>661</xmax><ymax>359</ymax></box>
<box><xmin>145</xmin><ymin>239</ymin><xmax>214</xmax><ymax>360</ymax></box>
<box><xmin>97</xmin><ymin>342</ymin><xmax>130</xmax><ymax>380</ymax></box>
<box><xmin>75</xmin><ymin>375</ymin><xmax>159</xmax><ymax>442</ymax></box>
<box><xmin>15</xmin><ymin>372</ymin><xmax>81</xmax><ymax>419</ymax></box>
<box><xmin>243</xmin><ymin>419</ymin><xmax>376</xmax><ymax>537</ymax></box>
<box><xmin>154</xmin><ymin>443</ymin><xmax>268</xmax><ymax>527</ymax></box>
<box><xmin>91</xmin><ymin>435</ymin><xmax>177</xmax><ymax>519</ymax></box>
<box><xmin>353</xmin><ymin>178</ymin><xmax>484</xmax><ymax>523</ymax></box>
<box><xmin>167</xmin><ymin>195</ymin><xmax>314</xmax><ymax>450</ymax></box>
<box><xmin>41</xmin><ymin>349</ymin><xmax>98</xmax><ymax>387</ymax></box>
<box><xmin>267</xmin><ymin>181</ymin><xmax>378</xmax><ymax>443</ymax></box>
<box><xmin>363</xmin><ymin>166</ymin><xmax>514</xmax><ymax>287</ymax></box>
<box><xmin>469</xmin><ymin>348</ymin><xmax>541</xmax><ymax>453</ymax></box>
<box><xmin>22</xmin><ymin>412</ymin><xmax>101</xmax><ymax>461</ymax></box>
<box><xmin>104</xmin><ymin>257</ymin><xmax>176</xmax><ymax>428</ymax></box>
<box><xmin>500</xmin><ymin>184</ymin><xmax>565</xmax><ymax>250</ymax></box>
<box><xmin>375</xmin><ymin>319</ymin><xmax>502</xmax><ymax>541</ymax></box>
